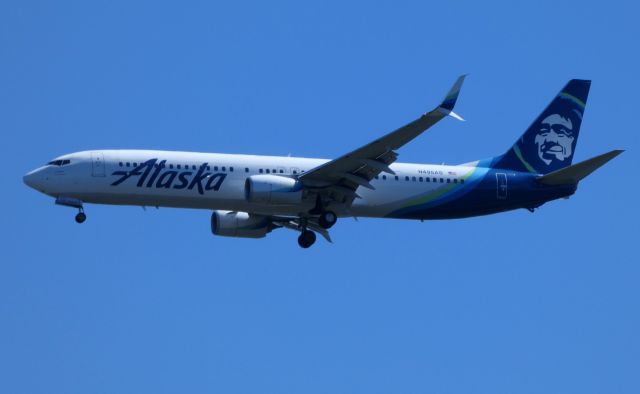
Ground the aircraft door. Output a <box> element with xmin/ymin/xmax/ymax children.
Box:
<box><xmin>496</xmin><ymin>173</ymin><xmax>507</xmax><ymax>199</ymax></box>
<box><xmin>91</xmin><ymin>151</ymin><xmax>106</xmax><ymax>177</ymax></box>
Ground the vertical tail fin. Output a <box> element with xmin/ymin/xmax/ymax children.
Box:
<box><xmin>493</xmin><ymin>79</ymin><xmax>591</xmax><ymax>174</ymax></box>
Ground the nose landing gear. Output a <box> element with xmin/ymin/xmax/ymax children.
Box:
<box><xmin>75</xmin><ymin>208</ymin><xmax>87</xmax><ymax>224</ymax></box>
<box><xmin>55</xmin><ymin>196</ymin><xmax>87</xmax><ymax>224</ymax></box>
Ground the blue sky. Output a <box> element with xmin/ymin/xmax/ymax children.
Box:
<box><xmin>2</xmin><ymin>1</ymin><xmax>639</xmax><ymax>393</ymax></box>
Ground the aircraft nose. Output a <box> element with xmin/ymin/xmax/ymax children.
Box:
<box><xmin>23</xmin><ymin>168</ymin><xmax>44</xmax><ymax>190</ymax></box>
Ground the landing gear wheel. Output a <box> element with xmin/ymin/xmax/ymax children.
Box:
<box><xmin>297</xmin><ymin>230</ymin><xmax>316</xmax><ymax>248</ymax></box>
<box><xmin>318</xmin><ymin>210</ymin><xmax>337</xmax><ymax>229</ymax></box>
<box><xmin>75</xmin><ymin>212</ymin><xmax>87</xmax><ymax>224</ymax></box>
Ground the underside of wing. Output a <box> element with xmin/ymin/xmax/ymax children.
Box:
<box><xmin>299</xmin><ymin>75</ymin><xmax>467</xmax><ymax>206</ymax></box>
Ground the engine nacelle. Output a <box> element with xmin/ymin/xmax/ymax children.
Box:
<box><xmin>244</xmin><ymin>174</ymin><xmax>303</xmax><ymax>205</ymax></box>
<box><xmin>211</xmin><ymin>210</ymin><xmax>273</xmax><ymax>238</ymax></box>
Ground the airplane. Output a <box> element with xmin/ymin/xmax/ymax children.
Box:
<box><xmin>24</xmin><ymin>76</ymin><xmax>623</xmax><ymax>248</ymax></box>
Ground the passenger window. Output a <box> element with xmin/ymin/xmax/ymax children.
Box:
<box><xmin>259</xmin><ymin>169</ymin><xmax>263</xmax><ymax>173</ymax></box>
<box><xmin>382</xmin><ymin>175</ymin><xmax>387</xmax><ymax>180</ymax></box>
<box><xmin>447</xmin><ymin>178</ymin><xmax>450</xmax><ymax>183</ymax></box>
<box><xmin>192</xmin><ymin>165</ymin><xmax>196</xmax><ymax>170</ymax></box>
<box><xmin>133</xmin><ymin>163</ymin><xmax>138</xmax><ymax>167</ymax></box>
<box><xmin>272</xmin><ymin>169</ymin><xmax>276</xmax><ymax>174</ymax></box>
<box><xmin>214</xmin><ymin>166</ymin><xmax>218</xmax><ymax>171</ymax></box>
<box><xmin>461</xmin><ymin>179</ymin><xmax>465</xmax><ymax>184</ymax></box>
<box><xmin>375</xmin><ymin>175</ymin><xmax>379</xmax><ymax>179</ymax></box>
<box><xmin>440</xmin><ymin>178</ymin><xmax>444</xmax><ymax>183</ymax></box>
<box><xmin>230</xmin><ymin>167</ymin><xmax>234</xmax><ymax>172</ymax></box>
<box><xmin>245</xmin><ymin>168</ymin><xmax>249</xmax><ymax>173</ymax></box>
<box><xmin>119</xmin><ymin>162</ymin><xmax>123</xmax><ymax>167</ymax></box>
<box><xmin>395</xmin><ymin>176</ymin><xmax>399</xmax><ymax>181</ymax></box>
<box><xmin>412</xmin><ymin>176</ymin><xmax>416</xmax><ymax>182</ymax></box>
<box><xmin>419</xmin><ymin>177</ymin><xmax>423</xmax><ymax>182</ymax></box>
<box><xmin>177</xmin><ymin>164</ymin><xmax>181</xmax><ymax>169</ymax></box>
<box><xmin>454</xmin><ymin>179</ymin><xmax>458</xmax><ymax>183</ymax></box>
<box><xmin>169</xmin><ymin>164</ymin><xmax>173</xmax><ymax>169</ymax></box>
<box><xmin>279</xmin><ymin>169</ymin><xmax>284</xmax><ymax>173</ymax></box>
<box><xmin>426</xmin><ymin>177</ymin><xmax>430</xmax><ymax>182</ymax></box>
<box><xmin>266</xmin><ymin>169</ymin><xmax>270</xmax><ymax>174</ymax></box>
<box><xmin>222</xmin><ymin>166</ymin><xmax>226</xmax><ymax>171</ymax></box>
<box><xmin>126</xmin><ymin>162</ymin><xmax>130</xmax><ymax>167</ymax></box>
<box><xmin>405</xmin><ymin>176</ymin><xmax>409</xmax><ymax>181</ymax></box>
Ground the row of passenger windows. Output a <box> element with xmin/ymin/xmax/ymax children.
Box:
<box><xmin>258</xmin><ymin>168</ymin><xmax>304</xmax><ymax>175</ymax></box>
<box><xmin>374</xmin><ymin>174</ymin><xmax>464</xmax><ymax>184</ymax></box>
<box><xmin>116</xmin><ymin>161</ymin><xmax>454</xmax><ymax>183</ymax></box>
<box><xmin>118</xmin><ymin>162</ymin><xmax>236</xmax><ymax>172</ymax></box>
<box><xmin>118</xmin><ymin>161</ymin><xmax>309</xmax><ymax>176</ymax></box>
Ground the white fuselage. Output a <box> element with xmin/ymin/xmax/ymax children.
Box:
<box><xmin>24</xmin><ymin>149</ymin><xmax>480</xmax><ymax>218</ymax></box>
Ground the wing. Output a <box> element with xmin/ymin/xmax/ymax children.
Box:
<box><xmin>299</xmin><ymin>75</ymin><xmax>467</xmax><ymax>204</ymax></box>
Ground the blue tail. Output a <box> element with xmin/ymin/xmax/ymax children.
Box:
<box><xmin>492</xmin><ymin>79</ymin><xmax>591</xmax><ymax>174</ymax></box>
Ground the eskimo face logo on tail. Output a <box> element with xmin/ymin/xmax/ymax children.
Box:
<box><xmin>110</xmin><ymin>159</ymin><xmax>226</xmax><ymax>195</ymax></box>
<box><xmin>534</xmin><ymin>113</ymin><xmax>575</xmax><ymax>165</ymax></box>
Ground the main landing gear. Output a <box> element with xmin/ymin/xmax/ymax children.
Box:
<box><xmin>310</xmin><ymin>195</ymin><xmax>338</xmax><ymax>229</ymax></box>
<box><xmin>298</xmin><ymin>229</ymin><xmax>317</xmax><ymax>248</ymax></box>
<box><xmin>318</xmin><ymin>210</ymin><xmax>337</xmax><ymax>229</ymax></box>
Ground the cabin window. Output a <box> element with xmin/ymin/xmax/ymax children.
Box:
<box><xmin>461</xmin><ymin>179</ymin><xmax>465</xmax><ymax>184</ymax></box>
<box><xmin>419</xmin><ymin>177</ymin><xmax>423</xmax><ymax>182</ymax></box>
<box><xmin>126</xmin><ymin>162</ymin><xmax>130</xmax><ymax>167</ymax></box>
<box><xmin>405</xmin><ymin>176</ymin><xmax>409</xmax><ymax>181</ymax></box>
<box><xmin>447</xmin><ymin>178</ymin><xmax>451</xmax><ymax>183</ymax></box>
<box><xmin>177</xmin><ymin>164</ymin><xmax>181</xmax><ymax>169</ymax></box>
<box><xmin>454</xmin><ymin>179</ymin><xmax>458</xmax><ymax>184</ymax></box>
<box><xmin>133</xmin><ymin>163</ymin><xmax>138</xmax><ymax>167</ymax></box>
<box><xmin>440</xmin><ymin>178</ymin><xmax>444</xmax><ymax>183</ymax></box>
<box><xmin>292</xmin><ymin>170</ymin><xmax>298</xmax><ymax>175</ymax></box>
<box><xmin>230</xmin><ymin>167</ymin><xmax>234</xmax><ymax>172</ymax></box>
<box><xmin>266</xmin><ymin>169</ymin><xmax>270</xmax><ymax>173</ymax></box>
<box><xmin>222</xmin><ymin>166</ymin><xmax>226</xmax><ymax>172</ymax></box>
<box><xmin>214</xmin><ymin>166</ymin><xmax>218</xmax><ymax>171</ymax></box>
<box><xmin>412</xmin><ymin>176</ymin><xmax>416</xmax><ymax>182</ymax></box>
<box><xmin>245</xmin><ymin>167</ymin><xmax>249</xmax><ymax>173</ymax></box>
<box><xmin>426</xmin><ymin>177</ymin><xmax>430</xmax><ymax>182</ymax></box>
<box><xmin>169</xmin><ymin>164</ymin><xmax>174</xmax><ymax>169</ymax></box>
<box><xmin>119</xmin><ymin>162</ymin><xmax>123</xmax><ymax>167</ymax></box>
<box><xmin>375</xmin><ymin>175</ymin><xmax>379</xmax><ymax>179</ymax></box>
<box><xmin>259</xmin><ymin>169</ymin><xmax>263</xmax><ymax>173</ymax></box>
<box><xmin>279</xmin><ymin>169</ymin><xmax>284</xmax><ymax>174</ymax></box>
<box><xmin>272</xmin><ymin>169</ymin><xmax>276</xmax><ymax>174</ymax></box>
<box><xmin>395</xmin><ymin>176</ymin><xmax>399</xmax><ymax>181</ymax></box>
<box><xmin>382</xmin><ymin>175</ymin><xmax>387</xmax><ymax>180</ymax></box>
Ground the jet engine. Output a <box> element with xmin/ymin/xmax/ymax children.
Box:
<box><xmin>211</xmin><ymin>210</ymin><xmax>273</xmax><ymax>238</ymax></box>
<box><xmin>244</xmin><ymin>174</ymin><xmax>303</xmax><ymax>204</ymax></box>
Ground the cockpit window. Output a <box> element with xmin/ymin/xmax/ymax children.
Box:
<box><xmin>48</xmin><ymin>159</ymin><xmax>71</xmax><ymax>166</ymax></box>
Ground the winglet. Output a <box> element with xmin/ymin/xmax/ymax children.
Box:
<box><xmin>436</xmin><ymin>74</ymin><xmax>467</xmax><ymax>120</ymax></box>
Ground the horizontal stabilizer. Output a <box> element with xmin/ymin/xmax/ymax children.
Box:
<box><xmin>536</xmin><ymin>149</ymin><xmax>624</xmax><ymax>186</ymax></box>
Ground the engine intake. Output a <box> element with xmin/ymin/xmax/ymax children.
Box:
<box><xmin>244</xmin><ymin>174</ymin><xmax>302</xmax><ymax>205</ymax></box>
<box><xmin>211</xmin><ymin>210</ymin><xmax>273</xmax><ymax>238</ymax></box>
